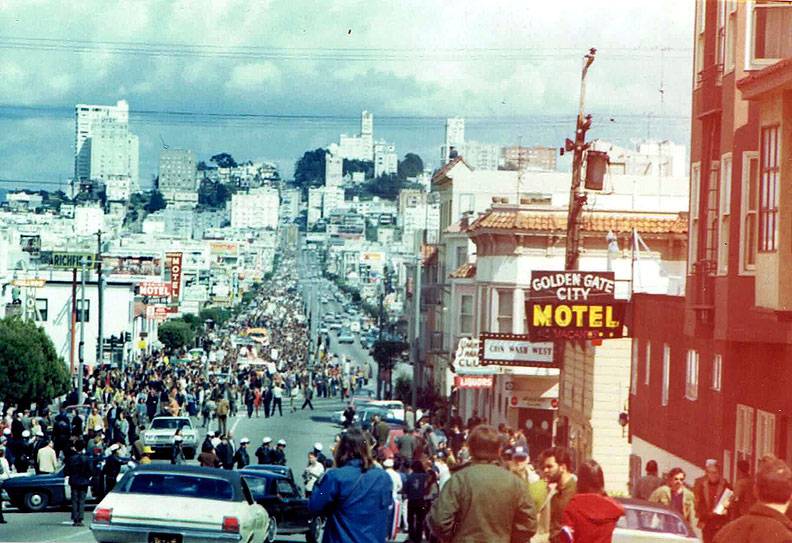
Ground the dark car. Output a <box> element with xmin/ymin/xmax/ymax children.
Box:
<box><xmin>613</xmin><ymin>497</ymin><xmax>699</xmax><ymax>542</ymax></box>
<box><xmin>240</xmin><ymin>467</ymin><xmax>322</xmax><ymax>543</ymax></box>
<box><xmin>2</xmin><ymin>460</ymin><xmax>134</xmax><ymax>512</ymax></box>
<box><xmin>243</xmin><ymin>464</ymin><xmax>296</xmax><ymax>484</ymax></box>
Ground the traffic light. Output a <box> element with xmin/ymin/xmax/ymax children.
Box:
<box><xmin>124</xmin><ymin>331</ymin><xmax>132</xmax><ymax>343</ymax></box>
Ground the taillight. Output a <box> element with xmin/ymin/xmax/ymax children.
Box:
<box><xmin>222</xmin><ymin>516</ymin><xmax>240</xmax><ymax>533</ymax></box>
<box><xmin>94</xmin><ymin>507</ymin><xmax>113</xmax><ymax>524</ymax></box>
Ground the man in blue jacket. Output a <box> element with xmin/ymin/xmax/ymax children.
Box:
<box><xmin>309</xmin><ymin>429</ymin><xmax>392</xmax><ymax>543</ymax></box>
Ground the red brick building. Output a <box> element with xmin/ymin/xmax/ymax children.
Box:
<box><xmin>629</xmin><ymin>0</ymin><xmax>792</xmax><ymax>484</ymax></box>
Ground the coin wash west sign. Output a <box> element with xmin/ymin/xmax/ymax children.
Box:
<box><xmin>527</xmin><ymin>271</ymin><xmax>628</xmax><ymax>341</ymax></box>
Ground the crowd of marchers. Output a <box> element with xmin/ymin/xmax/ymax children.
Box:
<box><xmin>304</xmin><ymin>416</ymin><xmax>792</xmax><ymax>543</ymax></box>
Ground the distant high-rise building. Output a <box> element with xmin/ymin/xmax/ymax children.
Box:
<box><xmin>325</xmin><ymin>148</ymin><xmax>344</xmax><ymax>188</ymax></box>
<box><xmin>337</xmin><ymin>111</ymin><xmax>375</xmax><ymax>161</ymax></box>
<box><xmin>74</xmin><ymin>100</ymin><xmax>139</xmax><ymax>198</ymax></box>
<box><xmin>374</xmin><ymin>141</ymin><xmax>398</xmax><ymax>177</ymax></box>
<box><xmin>159</xmin><ymin>149</ymin><xmax>197</xmax><ymax>207</ymax></box>
<box><xmin>230</xmin><ymin>188</ymin><xmax>279</xmax><ymax>229</ymax></box>
<box><xmin>442</xmin><ymin>117</ymin><xmax>466</xmax><ymax>163</ymax></box>
<box><xmin>502</xmin><ymin>145</ymin><xmax>558</xmax><ymax>172</ymax></box>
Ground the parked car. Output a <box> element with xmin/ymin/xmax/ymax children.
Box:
<box><xmin>90</xmin><ymin>465</ymin><xmax>274</xmax><ymax>543</ymax></box>
<box><xmin>144</xmin><ymin>416</ymin><xmax>198</xmax><ymax>459</ymax></box>
<box><xmin>3</xmin><ymin>460</ymin><xmax>135</xmax><ymax>513</ymax></box>
<box><xmin>328</xmin><ymin>322</ymin><xmax>342</xmax><ymax>331</ymax></box>
<box><xmin>612</xmin><ymin>497</ymin><xmax>699</xmax><ymax>542</ymax></box>
<box><xmin>337</xmin><ymin>329</ymin><xmax>355</xmax><ymax>344</ymax></box>
<box><xmin>241</xmin><ymin>467</ymin><xmax>322</xmax><ymax>543</ymax></box>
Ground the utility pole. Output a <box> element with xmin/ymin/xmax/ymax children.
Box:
<box><xmin>96</xmin><ymin>230</ymin><xmax>104</xmax><ymax>366</ymax></box>
<box><xmin>411</xmin><ymin>255</ymin><xmax>422</xmax><ymax>411</ymax></box>
<box><xmin>564</xmin><ymin>48</ymin><xmax>596</xmax><ymax>271</ymax></box>
<box><xmin>77</xmin><ymin>258</ymin><xmax>87</xmax><ymax>405</ymax></box>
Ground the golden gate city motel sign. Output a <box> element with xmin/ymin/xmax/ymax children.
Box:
<box><xmin>527</xmin><ymin>271</ymin><xmax>628</xmax><ymax>341</ymax></box>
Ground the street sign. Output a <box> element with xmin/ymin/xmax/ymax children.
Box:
<box><xmin>11</xmin><ymin>278</ymin><xmax>46</xmax><ymax>288</ymax></box>
<box><xmin>47</xmin><ymin>252</ymin><xmax>95</xmax><ymax>269</ymax></box>
<box><xmin>453</xmin><ymin>375</ymin><xmax>493</xmax><ymax>389</ymax></box>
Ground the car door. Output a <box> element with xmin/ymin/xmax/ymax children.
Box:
<box><xmin>239</xmin><ymin>479</ymin><xmax>264</xmax><ymax>539</ymax></box>
<box><xmin>275</xmin><ymin>478</ymin><xmax>308</xmax><ymax>531</ymax></box>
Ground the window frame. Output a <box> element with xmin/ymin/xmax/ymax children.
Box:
<box><xmin>689</xmin><ymin>163</ymin><xmax>701</xmax><ymax>273</ymax></box>
<box><xmin>630</xmin><ymin>340</ymin><xmax>639</xmax><ymax>396</ymax></box>
<box><xmin>644</xmin><ymin>341</ymin><xmax>652</xmax><ymax>386</ymax></box>
<box><xmin>756</xmin><ymin>409</ymin><xmax>776</xmax><ymax>468</ymax></box>
<box><xmin>736</xmin><ymin>404</ymin><xmax>755</xmax><ymax>467</ymax></box>
<box><xmin>459</xmin><ymin>294</ymin><xmax>474</xmax><ymax>336</ymax></box>
<box><xmin>712</xmin><ymin>353</ymin><xmax>723</xmax><ymax>391</ymax></box>
<box><xmin>740</xmin><ymin>152</ymin><xmax>760</xmax><ymax>274</ymax></box>
<box><xmin>496</xmin><ymin>288</ymin><xmax>514</xmax><ymax>334</ymax></box>
<box><xmin>746</xmin><ymin>1</ymin><xmax>792</xmax><ymax>68</ymax></box>
<box><xmin>718</xmin><ymin>154</ymin><xmax>733</xmax><ymax>274</ymax></box>
<box><xmin>661</xmin><ymin>344</ymin><xmax>670</xmax><ymax>407</ymax></box>
<box><xmin>685</xmin><ymin>350</ymin><xmax>700</xmax><ymax>401</ymax></box>
<box><xmin>758</xmin><ymin>125</ymin><xmax>780</xmax><ymax>253</ymax></box>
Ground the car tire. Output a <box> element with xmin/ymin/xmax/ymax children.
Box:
<box><xmin>265</xmin><ymin>517</ymin><xmax>278</xmax><ymax>543</ymax></box>
<box><xmin>23</xmin><ymin>490</ymin><xmax>50</xmax><ymax>512</ymax></box>
<box><xmin>306</xmin><ymin>518</ymin><xmax>323</xmax><ymax>543</ymax></box>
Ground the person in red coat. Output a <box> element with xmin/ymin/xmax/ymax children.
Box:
<box><xmin>560</xmin><ymin>459</ymin><xmax>625</xmax><ymax>543</ymax></box>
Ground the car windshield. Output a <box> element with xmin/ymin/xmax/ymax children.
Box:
<box><xmin>618</xmin><ymin>507</ymin><xmax>690</xmax><ymax>535</ymax></box>
<box><xmin>123</xmin><ymin>473</ymin><xmax>234</xmax><ymax>501</ymax></box>
<box><xmin>242</xmin><ymin>476</ymin><xmax>268</xmax><ymax>499</ymax></box>
<box><xmin>151</xmin><ymin>419</ymin><xmax>192</xmax><ymax>430</ymax></box>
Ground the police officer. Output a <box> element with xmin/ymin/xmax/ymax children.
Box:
<box><xmin>255</xmin><ymin>437</ymin><xmax>273</xmax><ymax>464</ymax></box>
<box><xmin>234</xmin><ymin>437</ymin><xmax>251</xmax><ymax>469</ymax></box>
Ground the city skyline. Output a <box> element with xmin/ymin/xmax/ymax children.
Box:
<box><xmin>0</xmin><ymin>0</ymin><xmax>693</xmax><ymax>190</ymax></box>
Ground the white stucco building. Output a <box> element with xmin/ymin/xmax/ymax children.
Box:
<box><xmin>230</xmin><ymin>188</ymin><xmax>279</xmax><ymax>229</ymax></box>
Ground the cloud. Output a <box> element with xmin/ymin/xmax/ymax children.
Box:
<box><xmin>225</xmin><ymin>62</ymin><xmax>282</xmax><ymax>93</ymax></box>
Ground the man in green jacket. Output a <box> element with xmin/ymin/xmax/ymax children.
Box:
<box><xmin>428</xmin><ymin>424</ymin><xmax>537</xmax><ymax>542</ymax></box>
<box><xmin>537</xmin><ymin>446</ymin><xmax>577</xmax><ymax>543</ymax></box>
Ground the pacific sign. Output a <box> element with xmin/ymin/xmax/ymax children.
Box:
<box><xmin>527</xmin><ymin>270</ymin><xmax>628</xmax><ymax>341</ymax></box>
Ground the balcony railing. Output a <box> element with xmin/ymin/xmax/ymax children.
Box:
<box><xmin>691</xmin><ymin>259</ymin><xmax>716</xmax><ymax>319</ymax></box>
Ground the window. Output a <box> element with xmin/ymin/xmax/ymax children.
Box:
<box><xmin>706</xmin><ymin>162</ymin><xmax>721</xmax><ymax>263</ymax></box>
<box><xmin>479</xmin><ymin>288</ymin><xmax>488</xmax><ymax>332</ymax></box>
<box><xmin>34</xmin><ymin>299</ymin><xmax>48</xmax><ymax>322</ymax></box>
<box><xmin>718</xmin><ymin>155</ymin><xmax>732</xmax><ymax>274</ymax></box>
<box><xmin>712</xmin><ymin>354</ymin><xmax>723</xmax><ymax>391</ymax></box>
<box><xmin>750</xmin><ymin>1</ymin><xmax>792</xmax><ymax>64</ymax></box>
<box><xmin>689</xmin><ymin>164</ymin><xmax>701</xmax><ymax>272</ymax></box>
<box><xmin>717</xmin><ymin>0</ymin><xmax>738</xmax><ymax>72</ymax></box>
<box><xmin>756</xmin><ymin>410</ymin><xmax>777</xmax><ymax>465</ymax></box>
<box><xmin>459</xmin><ymin>294</ymin><xmax>474</xmax><ymax>335</ymax></box>
<box><xmin>685</xmin><ymin>350</ymin><xmax>700</xmax><ymax>400</ymax></box>
<box><xmin>644</xmin><ymin>341</ymin><xmax>652</xmax><ymax>386</ymax></box>
<box><xmin>77</xmin><ymin>299</ymin><xmax>90</xmax><ymax>322</ymax></box>
<box><xmin>695</xmin><ymin>0</ymin><xmax>706</xmax><ymax>82</ymax></box>
<box><xmin>736</xmin><ymin>404</ymin><xmax>755</xmax><ymax>466</ymax></box>
<box><xmin>497</xmin><ymin>289</ymin><xmax>513</xmax><ymax>333</ymax></box>
<box><xmin>759</xmin><ymin>126</ymin><xmax>780</xmax><ymax>252</ymax></box>
<box><xmin>661</xmin><ymin>344</ymin><xmax>670</xmax><ymax>406</ymax></box>
<box><xmin>741</xmin><ymin>152</ymin><xmax>760</xmax><ymax>272</ymax></box>
<box><xmin>455</xmin><ymin>245</ymin><xmax>467</xmax><ymax>269</ymax></box>
<box><xmin>459</xmin><ymin>193</ymin><xmax>475</xmax><ymax>216</ymax></box>
<box><xmin>630</xmin><ymin>340</ymin><xmax>639</xmax><ymax>395</ymax></box>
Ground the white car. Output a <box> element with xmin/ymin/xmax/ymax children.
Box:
<box><xmin>144</xmin><ymin>417</ymin><xmax>198</xmax><ymax>459</ymax></box>
<box><xmin>91</xmin><ymin>465</ymin><xmax>275</xmax><ymax>543</ymax></box>
<box><xmin>337</xmin><ymin>329</ymin><xmax>355</xmax><ymax>344</ymax></box>
<box><xmin>613</xmin><ymin>498</ymin><xmax>699</xmax><ymax>542</ymax></box>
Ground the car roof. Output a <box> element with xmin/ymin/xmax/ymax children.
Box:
<box><xmin>239</xmin><ymin>468</ymin><xmax>290</xmax><ymax>480</ymax></box>
<box><xmin>616</xmin><ymin>496</ymin><xmax>684</xmax><ymax>514</ymax></box>
<box><xmin>151</xmin><ymin>415</ymin><xmax>190</xmax><ymax>420</ymax></box>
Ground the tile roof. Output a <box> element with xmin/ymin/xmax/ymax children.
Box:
<box><xmin>431</xmin><ymin>156</ymin><xmax>470</xmax><ymax>185</ymax></box>
<box><xmin>467</xmin><ymin>210</ymin><xmax>688</xmax><ymax>235</ymax></box>
<box><xmin>449</xmin><ymin>262</ymin><xmax>476</xmax><ymax>279</ymax></box>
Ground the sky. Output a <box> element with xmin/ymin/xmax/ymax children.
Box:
<box><xmin>0</xmin><ymin>0</ymin><xmax>694</xmax><ymax>191</ymax></box>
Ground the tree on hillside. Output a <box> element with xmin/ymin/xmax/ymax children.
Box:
<box><xmin>144</xmin><ymin>190</ymin><xmax>167</xmax><ymax>214</ymax></box>
<box><xmin>158</xmin><ymin>320</ymin><xmax>195</xmax><ymax>353</ymax></box>
<box><xmin>0</xmin><ymin>317</ymin><xmax>70</xmax><ymax>408</ymax></box>
<box><xmin>293</xmin><ymin>149</ymin><xmax>327</xmax><ymax>195</ymax></box>
<box><xmin>211</xmin><ymin>153</ymin><xmax>238</xmax><ymax>169</ymax></box>
<box><xmin>397</xmin><ymin>153</ymin><xmax>424</xmax><ymax>180</ymax></box>
<box><xmin>198</xmin><ymin>179</ymin><xmax>234</xmax><ymax>209</ymax></box>
<box><xmin>199</xmin><ymin>307</ymin><xmax>232</xmax><ymax>328</ymax></box>
<box><xmin>343</xmin><ymin>159</ymin><xmax>374</xmax><ymax>179</ymax></box>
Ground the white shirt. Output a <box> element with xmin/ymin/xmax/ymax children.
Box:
<box><xmin>303</xmin><ymin>462</ymin><xmax>325</xmax><ymax>492</ymax></box>
<box><xmin>386</xmin><ymin>468</ymin><xmax>402</xmax><ymax>501</ymax></box>
<box><xmin>435</xmin><ymin>461</ymin><xmax>451</xmax><ymax>490</ymax></box>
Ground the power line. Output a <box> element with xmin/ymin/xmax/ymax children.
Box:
<box><xmin>0</xmin><ymin>35</ymin><xmax>693</xmax><ymax>63</ymax></box>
